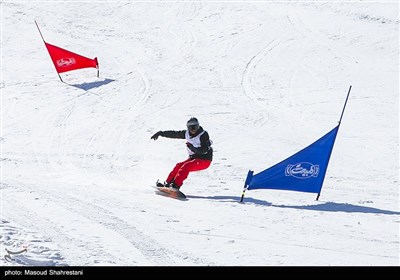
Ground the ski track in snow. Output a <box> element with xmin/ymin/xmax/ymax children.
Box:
<box><xmin>3</xmin><ymin>181</ymin><xmax>213</xmax><ymax>266</ymax></box>
<box><xmin>1</xmin><ymin>219</ymin><xmax>67</xmax><ymax>266</ymax></box>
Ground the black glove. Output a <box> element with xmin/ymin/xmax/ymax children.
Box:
<box><xmin>151</xmin><ymin>131</ymin><xmax>162</xmax><ymax>140</ymax></box>
<box><xmin>186</xmin><ymin>142</ymin><xmax>197</xmax><ymax>153</ymax></box>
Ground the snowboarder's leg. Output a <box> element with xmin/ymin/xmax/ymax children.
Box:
<box><xmin>173</xmin><ymin>159</ymin><xmax>211</xmax><ymax>187</ymax></box>
<box><xmin>166</xmin><ymin>159</ymin><xmax>191</xmax><ymax>183</ymax></box>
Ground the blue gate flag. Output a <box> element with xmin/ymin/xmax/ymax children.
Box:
<box><xmin>246</xmin><ymin>125</ymin><xmax>339</xmax><ymax>194</ymax></box>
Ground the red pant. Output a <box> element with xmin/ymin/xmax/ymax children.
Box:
<box><xmin>166</xmin><ymin>158</ymin><xmax>211</xmax><ymax>187</ymax></box>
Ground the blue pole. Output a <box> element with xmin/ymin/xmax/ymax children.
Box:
<box><xmin>240</xmin><ymin>170</ymin><xmax>254</xmax><ymax>203</ymax></box>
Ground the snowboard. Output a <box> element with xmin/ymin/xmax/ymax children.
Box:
<box><xmin>152</xmin><ymin>185</ymin><xmax>187</xmax><ymax>200</ymax></box>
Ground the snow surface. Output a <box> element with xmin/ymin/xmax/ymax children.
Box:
<box><xmin>0</xmin><ymin>0</ymin><xmax>399</xmax><ymax>266</ymax></box>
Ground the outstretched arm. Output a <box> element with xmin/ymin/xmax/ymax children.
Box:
<box><xmin>151</xmin><ymin>130</ymin><xmax>186</xmax><ymax>140</ymax></box>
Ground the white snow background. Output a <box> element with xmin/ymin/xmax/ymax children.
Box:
<box><xmin>0</xmin><ymin>0</ymin><xmax>399</xmax><ymax>266</ymax></box>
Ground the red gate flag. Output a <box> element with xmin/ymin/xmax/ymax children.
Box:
<box><xmin>35</xmin><ymin>20</ymin><xmax>99</xmax><ymax>81</ymax></box>
<box><xmin>44</xmin><ymin>42</ymin><xmax>98</xmax><ymax>74</ymax></box>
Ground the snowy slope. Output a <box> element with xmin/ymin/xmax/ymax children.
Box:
<box><xmin>1</xmin><ymin>1</ymin><xmax>399</xmax><ymax>266</ymax></box>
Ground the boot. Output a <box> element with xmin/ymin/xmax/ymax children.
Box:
<box><xmin>164</xmin><ymin>180</ymin><xmax>174</xmax><ymax>188</ymax></box>
<box><xmin>170</xmin><ymin>182</ymin><xmax>180</xmax><ymax>190</ymax></box>
<box><xmin>156</xmin><ymin>180</ymin><xmax>167</xmax><ymax>187</ymax></box>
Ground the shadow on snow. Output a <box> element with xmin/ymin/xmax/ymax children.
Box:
<box><xmin>188</xmin><ymin>195</ymin><xmax>400</xmax><ymax>215</ymax></box>
<box><xmin>68</xmin><ymin>78</ymin><xmax>115</xmax><ymax>90</ymax></box>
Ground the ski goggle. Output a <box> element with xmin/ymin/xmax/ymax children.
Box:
<box><xmin>188</xmin><ymin>124</ymin><xmax>199</xmax><ymax>131</ymax></box>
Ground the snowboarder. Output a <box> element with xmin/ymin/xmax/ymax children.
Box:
<box><xmin>151</xmin><ymin>117</ymin><xmax>213</xmax><ymax>190</ymax></box>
